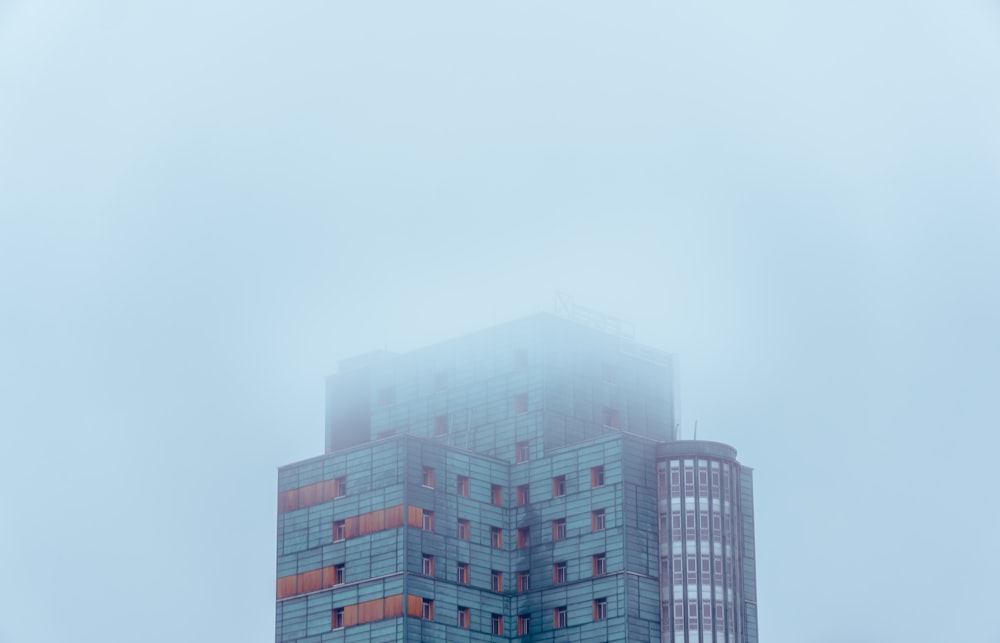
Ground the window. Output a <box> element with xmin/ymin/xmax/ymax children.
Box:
<box><xmin>333</xmin><ymin>520</ymin><xmax>345</xmax><ymax>542</ymax></box>
<box><xmin>553</xmin><ymin>562</ymin><xmax>567</xmax><ymax>584</ymax></box>
<box><xmin>434</xmin><ymin>372</ymin><xmax>448</xmax><ymax>392</ymax></box>
<box><xmin>491</xmin><ymin>527</ymin><xmax>503</xmax><ymax>549</ymax></box>
<box><xmin>517</xmin><ymin>526</ymin><xmax>530</xmax><ymax>548</ymax></box>
<box><xmin>422</xmin><ymin>554</ymin><xmax>434</xmax><ymax>576</ymax></box>
<box><xmin>491</xmin><ymin>570</ymin><xmax>503</xmax><ymax>592</ymax></box>
<box><xmin>517</xmin><ymin>571</ymin><xmax>530</xmax><ymax>592</ymax></box>
<box><xmin>552</xmin><ymin>475</ymin><xmax>566</xmax><ymax>497</ymax></box>
<box><xmin>456</xmin><ymin>475</ymin><xmax>469</xmax><ymax>497</ymax></box>
<box><xmin>554</xmin><ymin>606</ymin><xmax>567</xmax><ymax>629</ymax></box>
<box><xmin>594</xmin><ymin>598</ymin><xmax>607</xmax><ymax>621</ymax></box>
<box><xmin>515</xmin><ymin>393</ymin><xmax>529</xmax><ymax>414</ymax></box>
<box><xmin>516</xmin><ymin>441</ymin><xmax>529</xmax><ymax>463</ymax></box>
<box><xmin>492</xmin><ymin>613</ymin><xmax>504</xmax><ymax>635</ymax></box>
<box><xmin>421</xmin><ymin>466</ymin><xmax>434</xmax><ymax>488</ymax></box>
<box><xmin>518</xmin><ymin>614</ymin><xmax>531</xmax><ymax>635</ymax></box>
<box><xmin>422</xmin><ymin>510</ymin><xmax>434</xmax><ymax>531</ymax></box>
<box><xmin>434</xmin><ymin>415</ymin><xmax>448</xmax><ymax>436</ymax></box>
<box><xmin>591</xmin><ymin>466</ymin><xmax>605</xmax><ymax>488</ymax></box>
<box><xmin>457</xmin><ymin>562</ymin><xmax>470</xmax><ymax>584</ymax></box>
<box><xmin>517</xmin><ymin>484</ymin><xmax>530</xmax><ymax>506</ymax></box>
<box><xmin>377</xmin><ymin>387</ymin><xmax>395</xmax><ymax>407</ymax></box>
<box><xmin>457</xmin><ymin>519</ymin><xmax>470</xmax><ymax>540</ymax></box>
<box><xmin>334</xmin><ymin>564</ymin><xmax>345</xmax><ymax>585</ymax></box>
<box><xmin>593</xmin><ymin>553</ymin><xmax>607</xmax><ymax>576</ymax></box>
<box><xmin>552</xmin><ymin>518</ymin><xmax>566</xmax><ymax>541</ymax></box>
<box><xmin>458</xmin><ymin>606</ymin><xmax>469</xmax><ymax>629</ymax></box>
<box><xmin>422</xmin><ymin>598</ymin><xmax>434</xmax><ymax>620</ymax></box>
<box><xmin>333</xmin><ymin>607</ymin><xmax>344</xmax><ymax>629</ymax></box>
<box><xmin>491</xmin><ymin>484</ymin><xmax>503</xmax><ymax>506</ymax></box>
<box><xmin>592</xmin><ymin>509</ymin><xmax>606</xmax><ymax>531</ymax></box>
<box><xmin>333</xmin><ymin>476</ymin><xmax>347</xmax><ymax>498</ymax></box>
<box><xmin>602</xmin><ymin>406</ymin><xmax>620</xmax><ymax>429</ymax></box>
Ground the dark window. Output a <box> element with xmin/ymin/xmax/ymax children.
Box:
<box><xmin>334</xmin><ymin>564</ymin><xmax>345</xmax><ymax>585</ymax></box>
<box><xmin>458</xmin><ymin>606</ymin><xmax>469</xmax><ymax>628</ymax></box>
<box><xmin>333</xmin><ymin>476</ymin><xmax>347</xmax><ymax>498</ymax></box>
<box><xmin>456</xmin><ymin>475</ymin><xmax>469</xmax><ymax>497</ymax></box>
<box><xmin>593</xmin><ymin>553</ymin><xmax>607</xmax><ymax>576</ymax></box>
<box><xmin>457</xmin><ymin>562</ymin><xmax>470</xmax><ymax>584</ymax></box>
<box><xmin>491</xmin><ymin>570</ymin><xmax>503</xmax><ymax>592</ymax></box>
<box><xmin>333</xmin><ymin>608</ymin><xmax>344</xmax><ymax>629</ymax></box>
<box><xmin>422</xmin><ymin>598</ymin><xmax>434</xmax><ymax>620</ymax></box>
<box><xmin>517</xmin><ymin>571</ymin><xmax>530</xmax><ymax>592</ymax></box>
<box><xmin>553</xmin><ymin>475</ymin><xmax>566</xmax><ymax>497</ymax></box>
<box><xmin>457</xmin><ymin>519</ymin><xmax>470</xmax><ymax>540</ymax></box>
<box><xmin>492</xmin><ymin>613</ymin><xmax>504</xmax><ymax>635</ymax></box>
<box><xmin>518</xmin><ymin>527</ymin><xmax>530</xmax><ymax>548</ymax></box>
<box><xmin>421</xmin><ymin>466</ymin><xmax>434</xmax><ymax>488</ymax></box>
<box><xmin>422</xmin><ymin>554</ymin><xmax>434</xmax><ymax>576</ymax></box>
<box><xmin>552</xmin><ymin>519</ymin><xmax>566</xmax><ymax>541</ymax></box>
<box><xmin>518</xmin><ymin>614</ymin><xmax>531</xmax><ymax>635</ymax></box>
<box><xmin>554</xmin><ymin>606</ymin><xmax>567</xmax><ymax>629</ymax></box>
<box><xmin>333</xmin><ymin>520</ymin><xmax>345</xmax><ymax>542</ymax></box>
<box><xmin>594</xmin><ymin>598</ymin><xmax>607</xmax><ymax>621</ymax></box>
<box><xmin>516</xmin><ymin>441</ymin><xmax>529</xmax><ymax>463</ymax></box>
<box><xmin>517</xmin><ymin>484</ymin><xmax>530</xmax><ymax>506</ymax></box>
<box><xmin>422</xmin><ymin>510</ymin><xmax>434</xmax><ymax>531</ymax></box>
<box><xmin>491</xmin><ymin>484</ymin><xmax>503</xmax><ymax>506</ymax></box>
<box><xmin>592</xmin><ymin>509</ymin><xmax>606</xmax><ymax>531</ymax></box>
<box><xmin>591</xmin><ymin>466</ymin><xmax>605</xmax><ymax>487</ymax></box>
<box><xmin>491</xmin><ymin>527</ymin><xmax>503</xmax><ymax>549</ymax></box>
<box><xmin>554</xmin><ymin>562</ymin><xmax>567</xmax><ymax>584</ymax></box>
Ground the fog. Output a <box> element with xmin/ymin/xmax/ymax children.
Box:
<box><xmin>1</xmin><ymin>1</ymin><xmax>999</xmax><ymax>641</ymax></box>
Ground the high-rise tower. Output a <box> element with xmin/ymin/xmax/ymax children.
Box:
<box><xmin>275</xmin><ymin>314</ymin><xmax>757</xmax><ymax>642</ymax></box>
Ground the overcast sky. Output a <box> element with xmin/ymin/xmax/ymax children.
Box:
<box><xmin>2</xmin><ymin>1</ymin><xmax>999</xmax><ymax>642</ymax></box>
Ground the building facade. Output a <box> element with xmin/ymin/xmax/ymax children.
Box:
<box><xmin>275</xmin><ymin>315</ymin><xmax>757</xmax><ymax>642</ymax></box>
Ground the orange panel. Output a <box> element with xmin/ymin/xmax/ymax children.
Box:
<box><xmin>344</xmin><ymin>516</ymin><xmax>359</xmax><ymax>539</ymax></box>
<box><xmin>343</xmin><ymin>604</ymin><xmax>358</xmax><ymax>628</ymax></box>
<box><xmin>299</xmin><ymin>482</ymin><xmax>323</xmax><ymax>508</ymax></box>
<box><xmin>358</xmin><ymin>598</ymin><xmax>384</xmax><ymax>624</ymax></box>
<box><xmin>321</xmin><ymin>566</ymin><xmax>337</xmax><ymax>589</ymax></box>
<box><xmin>299</xmin><ymin>568</ymin><xmax>322</xmax><ymax>593</ymax></box>
<box><xmin>276</xmin><ymin>575</ymin><xmax>298</xmax><ymax>599</ymax></box>
<box><xmin>384</xmin><ymin>594</ymin><xmax>403</xmax><ymax>618</ymax></box>
<box><xmin>407</xmin><ymin>595</ymin><xmax>423</xmax><ymax>618</ymax></box>
<box><xmin>322</xmin><ymin>479</ymin><xmax>339</xmax><ymax>502</ymax></box>
<box><xmin>278</xmin><ymin>489</ymin><xmax>299</xmax><ymax>513</ymax></box>
<box><xmin>385</xmin><ymin>505</ymin><xmax>404</xmax><ymax>528</ymax></box>
<box><xmin>407</xmin><ymin>506</ymin><xmax>422</xmax><ymax>528</ymax></box>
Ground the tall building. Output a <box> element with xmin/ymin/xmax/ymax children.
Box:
<box><xmin>275</xmin><ymin>314</ymin><xmax>757</xmax><ymax>642</ymax></box>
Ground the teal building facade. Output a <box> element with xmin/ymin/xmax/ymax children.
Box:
<box><xmin>275</xmin><ymin>315</ymin><xmax>757</xmax><ymax>642</ymax></box>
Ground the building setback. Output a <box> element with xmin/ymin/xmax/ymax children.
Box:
<box><xmin>275</xmin><ymin>314</ymin><xmax>758</xmax><ymax>642</ymax></box>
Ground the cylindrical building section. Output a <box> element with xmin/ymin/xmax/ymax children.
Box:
<box><xmin>656</xmin><ymin>440</ymin><xmax>756</xmax><ymax>643</ymax></box>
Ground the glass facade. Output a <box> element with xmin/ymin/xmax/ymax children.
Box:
<box><xmin>276</xmin><ymin>314</ymin><xmax>757</xmax><ymax>642</ymax></box>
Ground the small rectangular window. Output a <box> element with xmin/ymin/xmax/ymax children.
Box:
<box><xmin>434</xmin><ymin>415</ymin><xmax>448</xmax><ymax>436</ymax></box>
<box><xmin>491</xmin><ymin>484</ymin><xmax>503</xmax><ymax>506</ymax></box>
<box><xmin>421</xmin><ymin>466</ymin><xmax>434</xmax><ymax>488</ymax></box>
<box><xmin>552</xmin><ymin>518</ymin><xmax>566</xmax><ymax>541</ymax></box>
<box><xmin>594</xmin><ymin>598</ymin><xmax>607</xmax><ymax>621</ymax></box>
<box><xmin>492</xmin><ymin>613</ymin><xmax>504</xmax><ymax>635</ymax></box>
<box><xmin>333</xmin><ymin>520</ymin><xmax>345</xmax><ymax>542</ymax></box>
<box><xmin>591</xmin><ymin>466</ymin><xmax>605</xmax><ymax>488</ymax></box>
<box><xmin>457</xmin><ymin>519</ymin><xmax>470</xmax><ymax>540</ymax></box>
<box><xmin>518</xmin><ymin>614</ymin><xmax>531</xmax><ymax>635</ymax></box>
<box><xmin>456</xmin><ymin>475</ymin><xmax>469</xmax><ymax>497</ymax></box>
<box><xmin>334</xmin><ymin>564</ymin><xmax>345</xmax><ymax>585</ymax></box>
<box><xmin>517</xmin><ymin>571</ymin><xmax>530</xmax><ymax>592</ymax></box>
<box><xmin>458</xmin><ymin>606</ymin><xmax>469</xmax><ymax>628</ymax></box>
<box><xmin>554</xmin><ymin>606</ymin><xmax>567</xmax><ymax>629</ymax></box>
<box><xmin>422</xmin><ymin>510</ymin><xmax>434</xmax><ymax>531</ymax></box>
<box><xmin>518</xmin><ymin>526</ymin><xmax>530</xmax><ymax>548</ymax></box>
<box><xmin>593</xmin><ymin>553</ymin><xmax>607</xmax><ymax>576</ymax></box>
<box><xmin>552</xmin><ymin>475</ymin><xmax>566</xmax><ymax>497</ymax></box>
<box><xmin>334</xmin><ymin>476</ymin><xmax>347</xmax><ymax>498</ymax></box>
<box><xmin>422</xmin><ymin>554</ymin><xmax>434</xmax><ymax>576</ymax></box>
<box><xmin>517</xmin><ymin>484</ymin><xmax>530</xmax><ymax>506</ymax></box>
<box><xmin>491</xmin><ymin>569</ymin><xmax>503</xmax><ymax>592</ymax></box>
<box><xmin>602</xmin><ymin>406</ymin><xmax>620</xmax><ymax>429</ymax></box>
<box><xmin>333</xmin><ymin>607</ymin><xmax>344</xmax><ymax>629</ymax></box>
<box><xmin>457</xmin><ymin>562</ymin><xmax>470</xmax><ymax>584</ymax></box>
<box><xmin>592</xmin><ymin>509</ymin><xmax>606</xmax><ymax>531</ymax></box>
<box><xmin>516</xmin><ymin>441</ymin><xmax>529</xmax><ymax>463</ymax></box>
<box><xmin>553</xmin><ymin>562</ymin><xmax>567</xmax><ymax>584</ymax></box>
<box><xmin>515</xmin><ymin>393</ymin><xmax>529</xmax><ymax>414</ymax></box>
<box><xmin>491</xmin><ymin>526</ymin><xmax>503</xmax><ymax>548</ymax></box>
<box><xmin>422</xmin><ymin>598</ymin><xmax>434</xmax><ymax>620</ymax></box>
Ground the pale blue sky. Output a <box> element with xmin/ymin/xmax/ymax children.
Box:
<box><xmin>2</xmin><ymin>2</ymin><xmax>999</xmax><ymax>642</ymax></box>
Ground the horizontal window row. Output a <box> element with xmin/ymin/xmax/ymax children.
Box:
<box><xmin>431</xmin><ymin>553</ymin><xmax>609</xmax><ymax>589</ymax></box>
